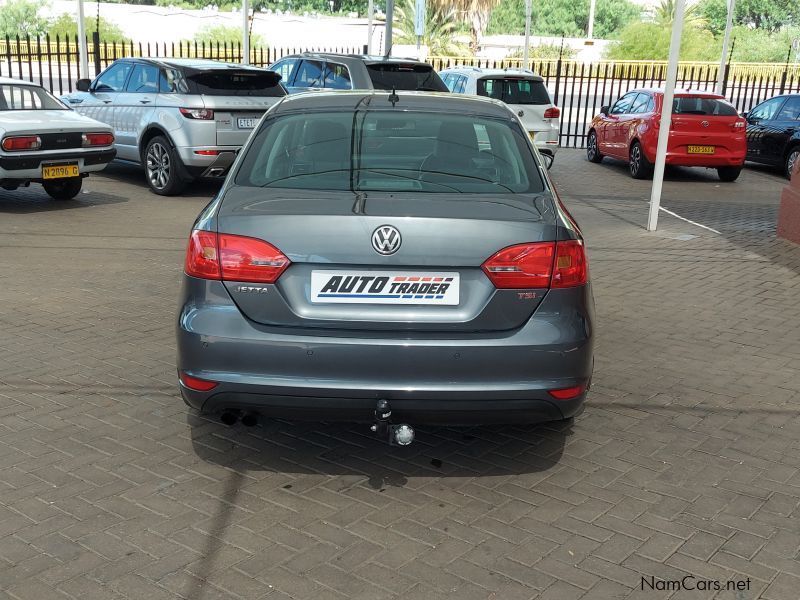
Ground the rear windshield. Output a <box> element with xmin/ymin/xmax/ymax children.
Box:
<box><xmin>0</xmin><ymin>84</ymin><xmax>65</xmax><ymax>110</ymax></box>
<box><xmin>672</xmin><ymin>96</ymin><xmax>737</xmax><ymax>116</ymax></box>
<box><xmin>235</xmin><ymin>110</ymin><xmax>545</xmax><ymax>194</ymax></box>
<box><xmin>185</xmin><ymin>70</ymin><xmax>284</xmax><ymax>97</ymax></box>
<box><xmin>477</xmin><ymin>78</ymin><xmax>551</xmax><ymax>105</ymax></box>
<box><xmin>366</xmin><ymin>64</ymin><xmax>448</xmax><ymax>92</ymax></box>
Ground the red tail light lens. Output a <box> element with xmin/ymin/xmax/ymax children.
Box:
<box><xmin>179</xmin><ymin>371</ymin><xmax>218</xmax><ymax>392</ymax></box>
<box><xmin>732</xmin><ymin>119</ymin><xmax>746</xmax><ymax>129</ymax></box>
<box><xmin>552</xmin><ymin>240</ymin><xmax>588</xmax><ymax>288</ymax></box>
<box><xmin>184</xmin><ymin>230</ymin><xmax>291</xmax><ymax>284</ymax></box>
<box><xmin>218</xmin><ymin>233</ymin><xmax>290</xmax><ymax>283</ymax></box>
<box><xmin>180</xmin><ymin>107</ymin><xmax>214</xmax><ymax>120</ymax></box>
<box><xmin>2</xmin><ymin>135</ymin><xmax>41</xmax><ymax>151</ymax></box>
<box><xmin>185</xmin><ymin>230</ymin><xmax>221</xmax><ymax>280</ymax></box>
<box><xmin>82</xmin><ymin>132</ymin><xmax>114</xmax><ymax>147</ymax></box>
<box><xmin>543</xmin><ymin>107</ymin><xmax>560</xmax><ymax>119</ymax></box>
<box><xmin>482</xmin><ymin>242</ymin><xmax>555</xmax><ymax>289</ymax></box>
<box><xmin>482</xmin><ymin>240</ymin><xmax>588</xmax><ymax>289</ymax></box>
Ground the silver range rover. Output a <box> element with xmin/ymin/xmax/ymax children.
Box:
<box><xmin>62</xmin><ymin>58</ymin><xmax>286</xmax><ymax>195</ymax></box>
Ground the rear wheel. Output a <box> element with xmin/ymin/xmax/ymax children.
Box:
<box><xmin>586</xmin><ymin>130</ymin><xmax>603</xmax><ymax>163</ymax></box>
<box><xmin>629</xmin><ymin>141</ymin><xmax>652</xmax><ymax>179</ymax></box>
<box><xmin>717</xmin><ymin>166</ymin><xmax>742</xmax><ymax>182</ymax></box>
<box><xmin>786</xmin><ymin>148</ymin><xmax>799</xmax><ymax>180</ymax></box>
<box><xmin>145</xmin><ymin>135</ymin><xmax>188</xmax><ymax>196</ymax></box>
<box><xmin>43</xmin><ymin>177</ymin><xmax>82</xmax><ymax>201</ymax></box>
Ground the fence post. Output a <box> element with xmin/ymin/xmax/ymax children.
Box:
<box><xmin>553</xmin><ymin>57</ymin><xmax>563</xmax><ymax>107</ymax></box>
<box><xmin>92</xmin><ymin>30</ymin><xmax>101</xmax><ymax>76</ymax></box>
<box><xmin>779</xmin><ymin>45</ymin><xmax>792</xmax><ymax>94</ymax></box>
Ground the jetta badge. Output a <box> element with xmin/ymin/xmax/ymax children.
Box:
<box><xmin>371</xmin><ymin>225</ymin><xmax>401</xmax><ymax>255</ymax></box>
<box><xmin>701</xmin><ymin>120</ymin><xmax>709</xmax><ymax>128</ymax></box>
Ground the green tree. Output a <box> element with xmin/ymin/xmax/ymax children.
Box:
<box><xmin>605</xmin><ymin>21</ymin><xmax>720</xmax><ymax>60</ymax></box>
<box><xmin>429</xmin><ymin>0</ymin><xmax>503</xmax><ymax>49</ymax></box>
<box><xmin>652</xmin><ymin>0</ymin><xmax>706</xmax><ymax>27</ymax></box>
<box><xmin>487</xmin><ymin>0</ymin><xmax>640</xmax><ymax>39</ymax></box>
<box><xmin>734</xmin><ymin>0</ymin><xmax>799</xmax><ymax>31</ymax></box>
<box><xmin>193</xmin><ymin>24</ymin><xmax>265</xmax><ymax>47</ymax></box>
<box><xmin>394</xmin><ymin>0</ymin><xmax>468</xmax><ymax>54</ymax></box>
<box><xmin>0</xmin><ymin>0</ymin><xmax>49</xmax><ymax>38</ymax></box>
<box><xmin>728</xmin><ymin>25</ymin><xmax>800</xmax><ymax>61</ymax></box>
<box><xmin>697</xmin><ymin>0</ymin><xmax>728</xmax><ymax>35</ymax></box>
<box><xmin>48</xmin><ymin>14</ymin><xmax>127</xmax><ymax>43</ymax></box>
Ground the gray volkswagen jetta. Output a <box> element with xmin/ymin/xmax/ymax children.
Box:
<box><xmin>177</xmin><ymin>91</ymin><xmax>594</xmax><ymax>440</ymax></box>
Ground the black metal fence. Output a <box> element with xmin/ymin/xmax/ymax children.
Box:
<box><xmin>2</xmin><ymin>36</ymin><xmax>799</xmax><ymax>149</ymax></box>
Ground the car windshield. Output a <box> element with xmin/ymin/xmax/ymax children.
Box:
<box><xmin>672</xmin><ymin>96</ymin><xmax>738</xmax><ymax>116</ymax></box>
<box><xmin>185</xmin><ymin>70</ymin><xmax>284</xmax><ymax>96</ymax></box>
<box><xmin>0</xmin><ymin>84</ymin><xmax>66</xmax><ymax>110</ymax></box>
<box><xmin>235</xmin><ymin>110</ymin><xmax>545</xmax><ymax>194</ymax></box>
<box><xmin>477</xmin><ymin>78</ymin><xmax>551</xmax><ymax>105</ymax></box>
<box><xmin>366</xmin><ymin>64</ymin><xmax>448</xmax><ymax>91</ymax></box>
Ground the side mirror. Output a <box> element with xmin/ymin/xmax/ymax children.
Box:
<box><xmin>600</xmin><ymin>105</ymin><xmax>610</xmax><ymax>116</ymax></box>
<box><xmin>542</xmin><ymin>153</ymin><xmax>554</xmax><ymax>170</ymax></box>
<box><xmin>76</xmin><ymin>79</ymin><xmax>91</xmax><ymax>92</ymax></box>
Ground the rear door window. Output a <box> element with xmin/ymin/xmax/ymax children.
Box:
<box><xmin>775</xmin><ymin>96</ymin><xmax>800</xmax><ymax>121</ymax></box>
<box><xmin>185</xmin><ymin>69</ymin><xmax>284</xmax><ymax>96</ymax></box>
<box><xmin>672</xmin><ymin>96</ymin><xmax>738</xmax><ymax>115</ymax></box>
<box><xmin>630</xmin><ymin>93</ymin><xmax>652</xmax><ymax>114</ymax></box>
<box><xmin>610</xmin><ymin>92</ymin><xmax>637</xmax><ymax>115</ymax></box>
<box><xmin>477</xmin><ymin>78</ymin><xmax>550</xmax><ymax>105</ymax></box>
<box><xmin>453</xmin><ymin>75</ymin><xmax>468</xmax><ymax>94</ymax></box>
<box><xmin>293</xmin><ymin>60</ymin><xmax>324</xmax><ymax>88</ymax></box>
<box><xmin>366</xmin><ymin>63</ymin><xmax>448</xmax><ymax>91</ymax></box>
<box><xmin>323</xmin><ymin>62</ymin><xmax>352</xmax><ymax>90</ymax></box>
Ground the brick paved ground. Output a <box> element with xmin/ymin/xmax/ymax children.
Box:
<box><xmin>0</xmin><ymin>152</ymin><xmax>799</xmax><ymax>600</ymax></box>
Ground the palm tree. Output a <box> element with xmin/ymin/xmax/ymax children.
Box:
<box><xmin>394</xmin><ymin>0</ymin><xmax>468</xmax><ymax>55</ymax></box>
<box><xmin>653</xmin><ymin>0</ymin><xmax>706</xmax><ymax>27</ymax></box>
<box><xmin>428</xmin><ymin>0</ymin><xmax>502</xmax><ymax>51</ymax></box>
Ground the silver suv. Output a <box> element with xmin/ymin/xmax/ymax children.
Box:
<box><xmin>62</xmin><ymin>58</ymin><xmax>286</xmax><ymax>195</ymax></box>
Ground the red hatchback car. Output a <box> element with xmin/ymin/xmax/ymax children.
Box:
<box><xmin>587</xmin><ymin>88</ymin><xmax>747</xmax><ymax>181</ymax></box>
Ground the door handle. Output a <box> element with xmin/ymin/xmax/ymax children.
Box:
<box><xmin>139</xmin><ymin>99</ymin><xmax>152</xmax><ymax>104</ymax></box>
<box><xmin>102</xmin><ymin>100</ymin><xmax>112</xmax><ymax>104</ymax></box>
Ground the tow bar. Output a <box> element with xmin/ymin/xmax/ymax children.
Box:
<box><xmin>370</xmin><ymin>399</ymin><xmax>415</xmax><ymax>446</ymax></box>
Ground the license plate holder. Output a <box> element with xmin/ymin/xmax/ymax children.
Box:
<box><xmin>237</xmin><ymin>117</ymin><xmax>259</xmax><ymax>129</ymax></box>
<box><xmin>42</xmin><ymin>163</ymin><xmax>80</xmax><ymax>179</ymax></box>
<box><xmin>687</xmin><ymin>145</ymin><xmax>715</xmax><ymax>154</ymax></box>
<box><xmin>310</xmin><ymin>271</ymin><xmax>460</xmax><ymax>305</ymax></box>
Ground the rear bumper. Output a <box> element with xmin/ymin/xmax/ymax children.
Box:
<box><xmin>176</xmin><ymin>278</ymin><xmax>595</xmax><ymax>425</ymax></box>
<box><xmin>0</xmin><ymin>148</ymin><xmax>116</xmax><ymax>179</ymax></box>
<box><xmin>176</xmin><ymin>146</ymin><xmax>237</xmax><ymax>172</ymax></box>
<box><xmin>664</xmin><ymin>152</ymin><xmax>745</xmax><ymax>167</ymax></box>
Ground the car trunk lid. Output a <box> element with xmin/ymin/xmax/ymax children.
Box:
<box><xmin>216</xmin><ymin>187</ymin><xmax>559</xmax><ymax>332</ymax></box>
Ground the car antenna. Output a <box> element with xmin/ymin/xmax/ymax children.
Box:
<box><xmin>388</xmin><ymin>86</ymin><xmax>399</xmax><ymax>107</ymax></box>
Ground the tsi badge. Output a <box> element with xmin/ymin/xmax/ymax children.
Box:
<box><xmin>236</xmin><ymin>285</ymin><xmax>269</xmax><ymax>294</ymax></box>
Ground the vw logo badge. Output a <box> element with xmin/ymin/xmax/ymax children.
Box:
<box><xmin>371</xmin><ymin>225</ymin><xmax>401</xmax><ymax>255</ymax></box>
<box><xmin>701</xmin><ymin>120</ymin><xmax>709</xmax><ymax>128</ymax></box>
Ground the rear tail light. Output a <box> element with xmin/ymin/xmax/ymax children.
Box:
<box><xmin>179</xmin><ymin>371</ymin><xmax>218</xmax><ymax>392</ymax></box>
<box><xmin>2</xmin><ymin>135</ymin><xmax>41</xmax><ymax>151</ymax></box>
<box><xmin>194</xmin><ymin>150</ymin><xmax>221</xmax><ymax>156</ymax></box>
<box><xmin>481</xmin><ymin>240</ymin><xmax>588</xmax><ymax>289</ymax></box>
<box><xmin>184</xmin><ymin>230</ymin><xmax>291</xmax><ymax>284</ymax></box>
<box><xmin>732</xmin><ymin>119</ymin><xmax>746</xmax><ymax>129</ymax></box>
<box><xmin>552</xmin><ymin>240</ymin><xmax>588</xmax><ymax>288</ymax></box>
<box><xmin>180</xmin><ymin>107</ymin><xmax>214</xmax><ymax>120</ymax></box>
<box><xmin>548</xmin><ymin>383</ymin><xmax>586</xmax><ymax>400</ymax></box>
<box><xmin>543</xmin><ymin>107</ymin><xmax>560</xmax><ymax>119</ymax></box>
<box><xmin>82</xmin><ymin>132</ymin><xmax>114</xmax><ymax>147</ymax></box>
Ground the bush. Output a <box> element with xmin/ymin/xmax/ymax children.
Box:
<box><xmin>507</xmin><ymin>43</ymin><xmax>577</xmax><ymax>59</ymax></box>
<box><xmin>0</xmin><ymin>0</ymin><xmax>49</xmax><ymax>38</ymax></box>
<box><xmin>728</xmin><ymin>26</ymin><xmax>800</xmax><ymax>62</ymax></box>
<box><xmin>605</xmin><ymin>21</ymin><xmax>720</xmax><ymax>60</ymax></box>
<box><xmin>48</xmin><ymin>14</ymin><xmax>127</xmax><ymax>43</ymax></box>
<box><xmin>193</xmin><ymin>24</ymin><xmax>265</xmax><ymax>47</ymax></box>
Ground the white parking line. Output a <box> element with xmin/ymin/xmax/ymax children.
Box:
<box><xmin>658</xmin><ymin>206</ymin><xmax>722</xmax><ymax>235</ymax></box>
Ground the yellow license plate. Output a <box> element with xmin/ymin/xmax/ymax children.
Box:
<box><xmin>42</xmin><ymin>164</ymin><xmax>79</xmax><ymax>179</ymax></box>
<box><xmin>687</xmin><ymin>145</ymin><xmax>715</xmax><ymax>154</ymax></box>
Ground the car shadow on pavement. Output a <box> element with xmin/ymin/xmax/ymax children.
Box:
<box><xmin>0</xmin><ymin>189</ymin><xmax>128</xmax><ymax>213</ymax></box>
<box><xmin>187</xmin><ymin>412</ymin><xmax>572</xmax><ymax>486</ymax></box>
<box><xmin>102</xmin><ymin>162</ymin><xmax>223</xmax><ymax>196</ymax></box>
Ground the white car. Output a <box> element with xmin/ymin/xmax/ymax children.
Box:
<box><xmin>440</xmin><ymin>68</ymin><xmax>560</xmax><ymax>164</ymax></box>
<box><xmin>0</xmin><ymin>77</ymin><xmax>115</xmax><ymax>200</ymax></box>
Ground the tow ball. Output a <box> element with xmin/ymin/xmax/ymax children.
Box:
<box><xmin>370</xmin><ymin>399</ymin><xmax>415</xmax><ymax>446</ymax></box>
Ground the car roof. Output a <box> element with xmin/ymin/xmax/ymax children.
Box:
<box><xmin>440</xmin><ymin>67</ymin><xmax>544</xmax><ymax>82</ymax></box>
<box><xmin>0</xmin><ymin>77</ymin><xmax>39</xmax><ymax>87</ymax></box>
<box><xmin>627</xmin><ymin>87</ymin><xmax>726</xmax><ymax>98</ymax></box>
<box><xmin>272</xmin><ymin>90</ymin><xmax>514</xmax><ymax>118</ymax></box>
<box><xmin>118</xmin><ymin>57</ymin><xmax>269</xmax><ymax>72</ymax></box>
<box><xmin>279</xmin><ymin>53</ymin><xmax>436</xmax><ymax>67</ymax></box>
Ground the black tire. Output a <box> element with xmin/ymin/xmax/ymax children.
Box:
<box><xmin>786</xmin><ymin>148</ymin><xmax>799</xmax><ymax>180</ymax></box>
<box><xmin>586</xmin><ymin>130</ymin><xmax>603</xmax><ymax>163</ymax></box>
<box><xmin>717</xmin><ymin>166</ymin><xmax>742</xmax><ymax>182</ymax></box>
<box><xmin>629</xmin><ymin>142</ymin><xmax>653</xmax><ymax>179</ymax></box>
<box><xmin>144</xmin><ymin>135</ymin><xmax>188</xmax><ymax>196</ymax></box>
<box><xmin>43</xmin><ymin>177</ymin><xmax>82</xmax><ymax>201</ymax></box>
